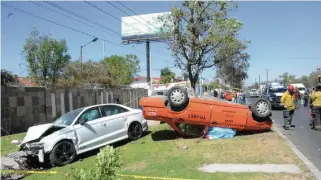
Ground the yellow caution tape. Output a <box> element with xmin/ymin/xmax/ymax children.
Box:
<box><xmin>0</xmin><ymin>170</ymin><xmax>198</xmax><ymax>180</ymax></box>
<box><xmin>1</xmin><ymin>169</ymin><xmax>58</xmax><ymax>174</ymax></box>
<box><xmin>116</xmin><ymin>174</ymin><xmax>198</xmax><ymax>180</ymax></box>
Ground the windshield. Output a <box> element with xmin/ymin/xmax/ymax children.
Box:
<box><xmin>269</xmin><ymin>88</ymin><xmax>287</xmax><ymax>93</ymax></box>
<box><xmin>297</xmin><ymin>87</ymin><xmax>305</xmax><ymax>91</ymax></box>
<box><xmin>251</xmin><ymin>89</ymin><xmax>257</xmax><ymax>92</ymax></box>
<box><xmin>53</xmin><ymin>108</ymin><xmax>84</xmax><ymax>126</ymax></box>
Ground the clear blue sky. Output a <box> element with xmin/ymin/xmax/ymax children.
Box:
<box><xmin>1</xmin><ymin>1</ymin><xmax>321</xmax><ymax>86</ymax></box>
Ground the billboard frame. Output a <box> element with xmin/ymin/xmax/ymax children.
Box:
<box><xmin>121</xmin><ymin>12</ymin><xmax>173</xmax><ymax>85</ymax></box>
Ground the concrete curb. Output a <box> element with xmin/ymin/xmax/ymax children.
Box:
<box><xmin>272</xmin><ymin>125</ymin><xmax>321</xmax><ymax>180</ymax></box>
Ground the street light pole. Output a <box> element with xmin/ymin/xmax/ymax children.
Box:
<box><xmin>80</xmin><ymin>37</ymin><xmax>98</xmax><ymax>78</ymax></box>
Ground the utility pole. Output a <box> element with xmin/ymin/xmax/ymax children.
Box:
<box><xmin>265</xmin><ymin>69</ymin><xmax>270</xmax><ymax>85</ymax></box>
<box><xmin>259</xmin><ymin>75</ymin><xmax>261</xmax><ymax>85</ymax></box>
<box><xmin>265</xmin><ymin>69</ymin><xmax>270</xmax><ymax>94</ymax></box>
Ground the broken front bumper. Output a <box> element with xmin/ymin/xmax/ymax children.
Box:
<box><xmin>8</xmin><ymin>142</ymin><xmax>45</xmax><ymax>168</ymax></box>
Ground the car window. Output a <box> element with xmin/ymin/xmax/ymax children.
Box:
<box><xmin>54</xmin><ymin>108</ymin><xmax>84</xmax><ymax>126</ymax></box>
<box><xmin>79</xmin><ymin>108</ymin><xmax>101</xmax><ymax>122</ymax></box>
<box><xmin>100</xmin><ymin>105</ymin><xmax>128</xmax><ymax>117</ymax></box>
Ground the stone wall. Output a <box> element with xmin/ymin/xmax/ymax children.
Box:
<box><xmin>1</xmin><ymin>87</ymin><xmax>147</xmax><ymax>135</ymax></box>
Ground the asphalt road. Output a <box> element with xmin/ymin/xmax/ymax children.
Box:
<box><xmin>249</xmin><ymin>97</ymin><xmax>321</xmax><ymax>171</ymax></box>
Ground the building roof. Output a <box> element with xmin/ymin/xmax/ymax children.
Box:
<box><xmin>17</xmin><ymin>77</ymin><xmax>38</xmax><ymax>87</ymax></box>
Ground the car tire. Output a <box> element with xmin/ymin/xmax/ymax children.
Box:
<box><xmin>167</xmin><ymin>86</ymin><xmax>189</xmax><ymax>108</ymax></box>
<box><xmin>49</xmin><ymin>140</ymin><xmax>76</xmax><ymax>167</ymax></box>
<box><xmin>251</xmin><ymin>98</ymin><xmax>272</xmax><ymax>118</ymax></box>
<box><xmin>128</xmin><ymin>122</ymin><xmax>143</xmax><ymax>141</ymax></box>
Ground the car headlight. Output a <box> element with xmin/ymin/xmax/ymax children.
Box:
<box><xmin>29</xmin><ymin>142</ymin><xmax>45</xmax><ymax>149</ymax></box>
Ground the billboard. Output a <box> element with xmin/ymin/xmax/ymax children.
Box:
<box><xmin>121</xmin><ymin>12</ymin><xmax>172</xmax><ymax>42</ymax></box>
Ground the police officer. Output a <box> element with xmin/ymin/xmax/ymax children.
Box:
<box><xmin>281</xmin><ymin>85</ymin><xmax>296</xmax><ymax>130</ymax></box>
<box><xmin>310</xmin><ymin>83</ymin><xmax>321</xmax><ymax>131</ymax></box>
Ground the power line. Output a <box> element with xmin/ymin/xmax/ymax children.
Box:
<box><xmin>84</xmin><ymin>1</ymin><xmax>143</xmax><ymax>33</ymax></box>
<box><xmin>116</xmin><ymin>1</ymin><xmax>158</xmax><ymax>30</ymax></box>
<box><xmin>44</xmin><ymin>1</ymin><xmax>121</xmax><ymax>36</ymax></box>
<box><xmin>103</xmin><ymin>1</ymin><xmax>172</xmax><ymax>64</ymax></box>
<box><xmin>1</xmin><ymin>2</ymin><xmax>123</xmax><ymax>48</ymax></box>
<box><xmin>105</xmin><ymin>1</ymin><xmax>150</xmax><ymax>30</ymax></box>
<box><xmin>29</xmin><ymin>1</ymin><xmax>117</xmax><ymax>37</ymax></box>
<box><xmin>65</xmin><ymin>1</ymin><xmax>117</xmax><ymax>29</ymax></box>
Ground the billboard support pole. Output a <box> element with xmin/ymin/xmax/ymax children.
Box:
<box><xmin>146</xmin><ymin>40</ymin><xmax>151</xmax><ymax>85</ymax></box>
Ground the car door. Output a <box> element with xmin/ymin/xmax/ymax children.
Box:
<box><xmin>97</xmin><ymin>105</ymin><xmax>128</xmax><ymax>143</ymax></box>
<box><xmin>73</xmin><ymin>107</ymin><xmax>104</xmax><ymax>151</ymax></box>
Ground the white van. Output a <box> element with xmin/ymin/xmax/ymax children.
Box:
<box><xmin>290</xmin><ymin>83</ymin><xmax>306</xmax><ymax>95</ymax></box>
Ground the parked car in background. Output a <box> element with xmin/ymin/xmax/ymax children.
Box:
<box><xmin>10</xmin><ymin>104</ymin><xmax>148</xmax><ymax>167</ymax></box>
<box><xmin>263</xmin><ymin>87</ymin><xmax>287</xmax><ymax>109</ymax></box>
<box><xmin>249</xmin><ymin>89</ymin><xmax>259</xmax><ymax>97</ymax></box>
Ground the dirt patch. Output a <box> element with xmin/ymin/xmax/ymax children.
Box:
<box><xmin>123</xmin><ymin>161</ymin><xmax>147</xmax><ymax>172</ymax></box>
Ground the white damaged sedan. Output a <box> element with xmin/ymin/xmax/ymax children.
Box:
<box><xmin>9</xmin><ymin>104</ymin><xmax>148</xmax><ymax>167</ymax></box>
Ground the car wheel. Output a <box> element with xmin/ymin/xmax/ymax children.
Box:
<box><xmin>167</xmin><ymin>86</ymin><xmax>189</xmax><ymax>108</ymax></box>
<box><xmin>49</xmin><ymin>140</ymin><xmax>76</xmax><ymax>166</ymax></box>
<box><xmin>251</xmin><ymin>99</ymin><xmax>272</xmax><ymax>118</ymax></box>
<box><xmin>128</xmin><ymin>122</ymin><xmax>143</xmax><ymax>141</ymax></box>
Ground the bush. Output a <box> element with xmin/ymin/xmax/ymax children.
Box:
<box><xmin>72</xmin><ymin>145</ymin><xmax>121</xmax><ymax>180</ymax></box>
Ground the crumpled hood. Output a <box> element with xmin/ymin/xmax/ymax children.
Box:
<box><xmin>20</xmin><ymin>123</ymin><xmax>54</xmax><ymax>145</ymax></box>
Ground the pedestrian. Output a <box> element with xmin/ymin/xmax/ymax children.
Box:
<box><xmin>214</xmin><ymin>90</ymin><xmax>218</xmax><ymax>98</ymax></box>
<box><xmin>303</xmin><ymin>90</ymin><xmax>309</xmax><ymax>107</ymax></box>
<box><xmin>220</xmin><ymin>92</ymin><xmax>224</xmax><ymax>99</ymax></box>
<box><xmin>281</xmin><ymin>85</ymin><xmax>296</xmax><ymax>130</ymax></box>
<box><xmin>242</xmin><ymin>91</ymin><xmax>246</xmax><ymax>104</ymax></box>
<box><xmin>294</xmin><ymin>88</ymin><xmax>300</xmax><ymax>109</ymax></box>
<box><xmin>310</xmin><ymin>83</ymin><xmax>321</xmax><ymax>131</ymax></box>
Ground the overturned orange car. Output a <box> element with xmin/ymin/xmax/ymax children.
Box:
<box><xmin>139</xmin><ymin>86</ymin><xmax>273</xmax><ymax>137</ymax></box>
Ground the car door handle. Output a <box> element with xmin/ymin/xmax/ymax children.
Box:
<box><xmin>101</xmin><ymin>123</ymin><xmax>107</xmax><ymax>127</ymax></box>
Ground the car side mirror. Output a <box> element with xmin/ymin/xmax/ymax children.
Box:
<box><xmin>79</xmin><ymin>118</ymin><xmax>86</xmax><ymax>125</ymax></box>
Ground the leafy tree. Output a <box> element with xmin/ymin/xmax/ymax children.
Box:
<box><xmin>103</xmin><ymin>55</ymin><xmax>140</xmax><ymax>86</ymax></box>
<box><xmin>207</xmin><ymin>79</ymin><xmax>220</xmax><ymax>90</ymax></box>
<box><xmin>58</xmin><ymin>60</ymin><xmax>112</xmax><ymax>88</ymax></box>
<box><xmin>309</xmin><ymin>70</ymin><xmax>321</xmax><ymax>87</ymax></box>
<box><xmin>159</xmin><ymin>1</ymin><xmax>249</xmax><ymax>91</ymax></box>
<box><xmin>1</xmin><ymin>69</ymin><xmax>18</xmax><ymax>86</ymax></box>
<box><xmin>299</xmin><ymin>75</ymin><xmax>310</xmax><ymax>87</ymax></box>
<box><xmin>160</xmin><ymin>67</ymin><xmax>175</xmax><ymax>84</ymax></box>
<box><xmin>278</xmin><ymin>72</ymin><xmax>296</xmax><ymax>86</ymax></box>
<box><xmin>58</xmin><ymin>55</ymin><xmax>139</xmax><ymax>88</ymax></box>
<box><xmin>23</xmin><ymin>28</ymin><xmax>71</xmax><ymax>88</ymax></box>
<box><xmin>216</xmin><ymin>38</ymin><xmax>250</xmax><ymax>88</ymax></box>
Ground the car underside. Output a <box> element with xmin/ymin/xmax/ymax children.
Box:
<box><xmin>140</xmin><ymin>86</ymin><xmax>273</xmax><ymax>137</ymax></box>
